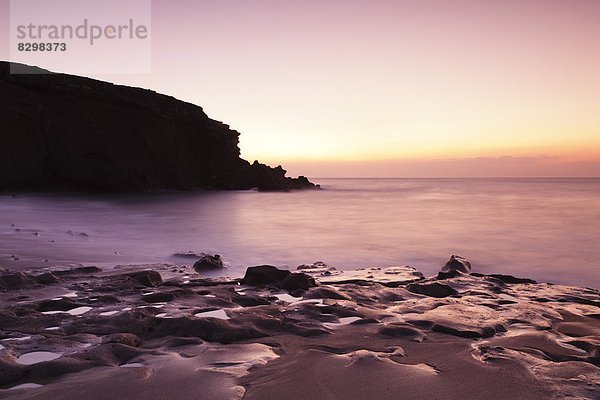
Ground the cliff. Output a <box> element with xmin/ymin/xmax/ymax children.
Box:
<box><xmin>0</xmin><ymin>62</ymin><xmax>316</xmax><ymax>192</ymax></box>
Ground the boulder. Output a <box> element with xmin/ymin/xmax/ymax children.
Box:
<box><xmin>279</xmin><ymin>273</ymin><xmax>317</xmax><ymax>291</ymax></box>
<box><xmin>441</xmin><ymin>255</ymin><xmax>472</xmax><ymax>273</ymax></box>
<box><xmin>241</xmin><ymin>265</ymin><xmax>317</xmax><ymax>290</ymax></box>
<box><xmin>242</xmin><ymin>266</ymin><xmax>291</xmax><ymax>286</ymax></box>
<box><xmin>193</xmin><ymin>254</ymin><xmax>224</xmax><ymax>272</ymax></box>
<box><xmin>297</xmin><ymin>261</ymin><xmax>330</xmax><ymax>270</ymax></box>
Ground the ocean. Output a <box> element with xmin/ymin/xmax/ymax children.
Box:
<box><xmin>1</xmin><ymin>178</ymin><xmax>599</xmax><ymax>288</ymax></box>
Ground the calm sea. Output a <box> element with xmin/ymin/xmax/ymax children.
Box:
<box><xmin>1</xmin><ymin>178</ymin><xmax>599</xmax><ymax>288</ymax></box>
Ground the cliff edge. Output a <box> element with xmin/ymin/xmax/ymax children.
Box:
<box><xmin>0</xmin><ymin>62</ymin><xmax>317</xmax><ymax>192</ymax></box>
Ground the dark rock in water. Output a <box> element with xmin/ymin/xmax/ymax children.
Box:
<box><xmin>297</xmin><ymin>261</ymin><xmax>330</xmax><ymax>270</ymax></box>
<box><xmin>173</xmin><ymin>251</ymin><xmax>205</xmax><ymax>258</ymax></box>
<box><xmin>126</xmin><ymin>270</ymin><xmax>162</xmax><ymax>287</ymax></box>
<box><xmin>242</xmin><ymin>265</ymin><xmax>317</xmax><ymax>290</ymax></box>
<box><xmin>441</xmin><ymin>255</ymin><xmax>472</xmax><ymax>273</ymax></box>
<box><xmin>0</xmin><ymin>62</ymin><xmax>317</xmax><ymax>192</ymax></box>
<box><xmin>242</xmin><ymin>266</ymin><xmax>291</xmax><ymax>286</ymax></box>
<box><xmin>193</xmin><ymin>254</ymin><xmax>224</xmax><ymax>272</ymax></box>
<box><xmin>279</xmin><ymin>273</ymin><xmax>317</xmax><ymax>291</ymax></box>
<box><xmin>407</xmin><ymin>282</ymin><xmax>459</xmax><ymax>298</ymax></box>
<box><xmin>0</xmin><ymin>272</ymin><xmax>36</xmax><ymax>290</ymax></box>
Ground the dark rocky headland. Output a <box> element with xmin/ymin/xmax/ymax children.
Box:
<box><xmin>0</xmin><ymin>62</ymin><xmax>317</xmax><ymax>192</ymax></box>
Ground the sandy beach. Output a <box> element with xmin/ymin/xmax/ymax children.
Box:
<box><xmin>0</xmin><ymin>258</ymin><xmax>598</xmax><ymax>399</ymax></box>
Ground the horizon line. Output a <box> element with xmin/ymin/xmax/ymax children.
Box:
<box><xmin>308</xmin><ymin>176</ymin><xmax>600</xmax><ymax>180</ymax></box>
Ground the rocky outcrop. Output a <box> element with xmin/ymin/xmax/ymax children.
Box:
<box><xmin>241</xmin><ymin>266</ymin><xmax>291</xmax><ymax>286</ymax></box>
<box><xmin>193</xmin><ymin>254</ymin><xmax>225</xmax><ymax>272</ymax></box>
<box><xmin>438</xmin><ymin>255</ymin><xmax>472</xmax><ymax>279</ymax></box>
<box><xmin>0</xmin><ymin>62</ymin><xmax>317</xmax><ymax>192</ymax></box>
<box><xmin>441</xmin><ymin>255</ymin><xmax>471</xmax><ymax>273</ymax></box>
<box><xmin>1</xmin><ymin>262</ymin><xmax>599</xmax><ymax>397</ymax></box>
<box><xmin>242</xmin><ymin>265</ymin><xmax>317</xmax><ymax>291</ymax></box>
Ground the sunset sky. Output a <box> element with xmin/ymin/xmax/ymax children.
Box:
<box><xmin>2</xmin><ymin>0</ymin><xmax>600</xmax><ymax>177</ymax></box>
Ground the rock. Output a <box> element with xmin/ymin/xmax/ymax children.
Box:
<box><xmin>0</xmin><ymin>359</ymin><xmax>25</xmax><ymax>385</ymax></box>
<box><xmin>52</xmin><ymin>266</ymin><xmax>102</xmax><ymax>277</ymax></box>
<box><xmin>34</xmin><ymin>272</ymin><xmax>60</xmax><ymax>284</ymax></box>
<box><xmin>38</xmin><ymin>298</ymin><xmax>78</xmax><ymax>311</ymax></box>
<box><xmin>319</xmin><ymin>266</ymin><xmax>424</xmax><ymax>287</ymax></box>
<box><xmin>126</xmin><ymin>270</ymin><xmax>162</xmax><ymax>287</ymax></box>
<box><xmin>432</xmin><ymin>323</ymin><xmax>496</xmax><ymax>338</ymax></box>
<box><xmin>406</xmin><ymin>282</ymin><xmax>459</xmax><ymax>298</ymax></box>
<box><xmin>173</xmin><ymin>251</ymin><xmax>204</xmax><ymax>258</ymax></box>
<box><xmin>103</xmin><ymin>333</ymin><xmax>142</xmax><ymax>347</ymax></box>
<box><xmin>279</xmin><ymin>273</ymin><xmax>317</xmax><ymax>291</ymax></box>
<box><xmin>304</xmin><ymin>287</ymin><xmax>351</xmax><ymax>300</ymax></box>
<box><xmin>241</xmin><ymin>265</ymin><xmax>316</xmax><ymax>291</ymax></box>
<box><xmin>193</xmin><ymin>254</ymin><xmax>224</xmax><ymax>272</ymax></box>
<box><xmin>233</xmin><ymin>294</ymin><xmax>271</xmax><ymax>307</ymax></box>
<box><xmin>283</xmin><ymin>322</ymin><xmax>330</xmax><ymax>337</ymax></box>
<box><xmin>472</xmin><ymin>273</ymin><xmax>537</xmax><ymax>284</ymax></box>
<box><xmin>0</xmin><ymin>62</ymin><xmax>317</xmax><ymax>192</ymax></box>
<box><xmin>143</xmin><ymin>292</ymin><xmax>174</xmax><ymax>303</ymax></box>
<box><xmin>0</xmin><ymin>272</ymin><xmax>36</xmax><ymax>290</ymax></box>
<box><xmin>149</xmin><ymin>317</ymin><xmax>268</xmax><ymax>344</ymax></box>
<box><xmin>297</xmin><ymin>261</ymin><xmax>329</xmax><ymax>270</ymax></box>
<box><xmin>379</xmin><ymin>324</ymin><xmax>427</xmax><ymax>342</ymax></box>
<box><xmin>437</xmin><ymin>269</ymin><xmax>463</xmax><ymax>280</ymax></box>
<box><xmin>242</xmin><ymin>266</ymin><xmax>291</xmax><ymax>286</ymax></box>
<box><xmin>74</xmin><ymin>266</ymin><xmax>103</xmax><ymax>274</ymax></box>
<box><xmin>441</xmin><ymin>255</ymin><xmax>472</xmax><ymax>273</ymax></box>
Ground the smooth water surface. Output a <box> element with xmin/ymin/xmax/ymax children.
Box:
<box><xmin>1</xmin><ymin>178</ymin><xmax>599</xmax><ymax>288</ymax></box>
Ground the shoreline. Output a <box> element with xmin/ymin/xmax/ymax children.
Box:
<box><xmin>1</xmin><ymin>257</ymin><xmax>599</xmax><ymax>399</ymax></box>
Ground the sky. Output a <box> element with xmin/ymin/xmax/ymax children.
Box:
<box><xmin>2</xmin><ymin>0</ymin><xmax>600</xmax><ymax>177</ymax></box>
